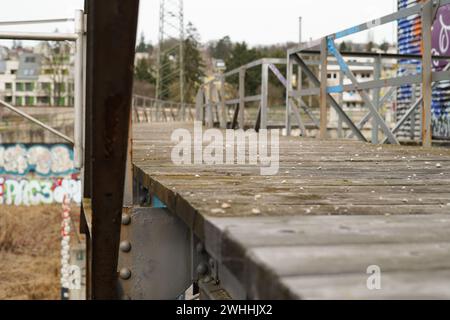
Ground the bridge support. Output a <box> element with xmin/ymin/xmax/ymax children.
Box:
<box><xmin>117</xmin><ymin>208</ymin><xmax>192</xmax><ymax>300</ymax></box>
<box><xmin>81</xmin><ymin>0</ymin><xmax>140</xmax><ymax>300</ymax></box>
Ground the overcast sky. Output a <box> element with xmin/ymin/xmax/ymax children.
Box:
<box><xmin>0</xmin><ymin>0</ymin><xmax>398</xmax><ymax>47</ymax></box>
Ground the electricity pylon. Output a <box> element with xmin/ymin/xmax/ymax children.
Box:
<box><xmin>155</xmin><ymin>0</ymin><xmax>185</xmax><ymax>118</ymax></box>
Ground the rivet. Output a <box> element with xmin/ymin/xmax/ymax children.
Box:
<box><xmin>121</xmin><ymin>214</ymin><xmax>131</xmax><ymax>226</ymax></box>
<box><xmin>196</xmin><ymin>242</ymin><xmax>204</xmax><ymax>254</ymax></box>
<box><xmin>196</xmin><ymin>263</ymin><xmax>208</xmax><ymax>276</ymax></box>
<box><xmin>120</xmin><ymin>241</ymin><xmax>132</xmax><ymax>253</ymax></box>
<box><xmin>120</xmin><ymin>268</ymin><xmax>132</xmax><ymax>280</ymax></box>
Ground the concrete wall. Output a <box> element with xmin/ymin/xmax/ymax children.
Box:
<box><xmin>0</xmin><ymin>107</ymin><xmax>74</xmax><ymax>144</ymax></box>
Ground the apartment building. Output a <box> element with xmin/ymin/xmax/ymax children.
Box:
<box><xmin>0</xmin><ymin>46</ymin><xmax>74</xmax><ymax>107</ymax></box>
<box><xmin>326</xmin><ymin>53</ymin><xmax>397</xmax><ymax>129</ymax></box>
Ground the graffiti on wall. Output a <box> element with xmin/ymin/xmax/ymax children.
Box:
<box><xmin>0</xmin><ymin>176</ymin><xmax>81</xmax><ymax>206</ymax></box>
<box><xmin>432</xmin><ymin>5</ymin><xmax>450</xmax><ymax>70</ymax></box>
<box><xmin>397</xmin><ymin>0</ymin><xmax>450</xmax><ymax>140</ymax></box>
<box><xmin>0</xmin><ymin>144</ymin><xmax>75</xmax><ymax>177</ymax></box>
<box><xmin>432</xmin><ymin>4</ymin><xmax>450</xmax><ymax>139</ymax></box>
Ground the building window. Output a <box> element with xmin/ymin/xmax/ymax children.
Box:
<box><xmin>25</xmin><ymin>96</ymin><xmax>35</xmax><ymax>106</ymax></box>
<box><xmin>25</xmin><ymin>57</ymin><xmax>36</xmax><ymax>63</ymax></box>
<box><xmin>40</xmin><ymin>82</ymin><xmax>51</xmax><ymax>91</ymax></box>
<box><xmin>5</xmin><ymin>96</ymin><xmax>12</xmax><ymax>103</ymax></box>
<box><xmin>57</xmin><ymin>97</ymin><xmax>65</xmax><ymax>106</ymax></box>
<box><xmin>15</xmin><ymin>96</ymin><xmax>23</xmax><ymax>106</ymax></box>
<box><xmin>25</xmin><ymin>82</ymin><xmax>34</xmax><ymax>91</ymax></box>
<box><xmin>38</xmin><ymin>96</ymin><xmax>50</xmax><ymax>105</ymax></box>
<box><xmin>23</xmin><ymin>69</ymin><xmax>36</xmax><ymax>76</ymax></box>
<box><xmin>5</xmin><ymin>83</ymin><xmax>12</xmax><ymax>90</ymax></box>
<box><xmin>16</xmin><ymin>82</ymin><xmax>24</xmax><ymax>91</ymax></box>
<box><xmin>55</xmin><ymin>83</ymin><xmax>66</xmax><ymax>93</ymax></box>
<box><xmin>11</xmin><ymin>70</ymin><xmax>17</xmax><ymax>75</ymax></box>
<box><xmin>327</xmin><ymin>73</ymin><xmax>332</xmax><ymax>79</ymax></box>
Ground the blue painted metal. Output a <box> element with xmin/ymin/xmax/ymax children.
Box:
<box><xmin>327</xmin><ymin>39</ymin><xmax>350</xmax><ymax>73</ymax></box>
<box><xmin>152</xmin><ymin>195</ymin><xmax>167</xmax><ymax>208</ymax></box>
<box><xmin>334</xmin><ymin>26</ymin><xmax>360</xmax><ymax>40</ymax></box>
<box><xmin>327</xmin><ymin>85</ymin><xmax>344</xmax><ymax>94</ymax></box>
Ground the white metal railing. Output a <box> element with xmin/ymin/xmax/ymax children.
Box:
<box><xmin>0</xmin><ymin>11</ymin><xmax>85</xmax><ymax>167</ymax></box>
<box><xmin>132</xmin><ymin>95</ymin><xmax>195</xmax><ymax>123</ymax></box>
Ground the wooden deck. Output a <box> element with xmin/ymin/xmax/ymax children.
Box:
<box><xmin>133</xmin><ymin>122</ymin><xmax>450</xmax><ymax>299</ymax></box>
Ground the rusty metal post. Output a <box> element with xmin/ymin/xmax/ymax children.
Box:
<box><xmin>84</xmin><ymin>0</ymin><xmax>140</xmax><ymax>300</ymax></box>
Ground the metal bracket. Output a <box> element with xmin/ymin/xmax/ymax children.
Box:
<box><xmin>117</xmin><ymin>207</ymin><xmax>192</xmax><ymax>300</ymax></box>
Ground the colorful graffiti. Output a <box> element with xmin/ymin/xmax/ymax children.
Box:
<box><xmin>432</xmin><ymin>4</ymin><xmax>450</xmax><ymax>139</ymax></box>
<box><xmin>0</xmin><ymin>177</ymin><xmax>81</xmax><ymax>206</ymax></box>
<box><xmin>397</xmin><ymin>0</ymin><xmax>450</xmax><ymax>140</ymax></box>
<box><xmin>0</xmin><ymin>144</ymin><xmax>75</xmax><ymax>177</ymax></box>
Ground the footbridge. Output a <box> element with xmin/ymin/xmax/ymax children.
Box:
<box><xmin>2</xmin><ymin>0</ymin><xmax>450</xmax><ymax>300</ymax></box>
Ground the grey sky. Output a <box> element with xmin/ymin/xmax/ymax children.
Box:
<box><xmin>0</xmin><ymin>0</ymin><xmax>398</xmax><ymax>47</ymax></box>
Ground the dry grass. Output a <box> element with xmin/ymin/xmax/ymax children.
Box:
<box><xmin>0</xmin><ymin>205</ymin><xmax>62</xmax><ymax>300</ymax></box>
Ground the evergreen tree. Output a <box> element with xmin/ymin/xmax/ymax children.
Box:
<box><xmin>339</xmin><ymin>41</ymin><xmax>349</xmax><ymax>52</ymax></box>
<box><xmin>225</xmin><ymin>42</ymin><xmax>261</xmax><ymax>95</ymax></box>
<box><xmin>209</xmin><ymin>36</ymin><xmax>232</xmax><ymax>60</ymax></box>
<box><xmin>366</xmin><ymin>41</ymin><xmax>375</xmax><ymax>52</ymax></box>
<box><xmin>181</xmin><ymin>22</ymin><xmax>205</xmax><ymax>102</ymax></box>
<box><xmin>380</xmin><ymin>41</ymin><xmax>390</xmax><ymax>53</ymax></box>
<box><xmin>136</xmin><ymin>32</ymin><xmax>153</xmax><ymax>54</ymax></box>
<box><xmin>135</xmin><ymin>58</ymin><xmax>155</xmax><ymax>84</ymax></box>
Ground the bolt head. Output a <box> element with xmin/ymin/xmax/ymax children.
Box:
<box><xmin>119</xmin><ymin>268</ymin><xmax>132</xmax><ymax>280</ymax></box>
<box><xmin>196</xmin><ymin>263</ymin><xmax>208</xmax><ymax>276</ymax></box>
<box><xmin>121</xmin><ymin>214</ymin><xmax>131</xmax><ymax>226</ymax></box>
<box><xmin>120</xmin><ymin>241</ymin><xmax>132</xmax><ymax>253</ymax></box>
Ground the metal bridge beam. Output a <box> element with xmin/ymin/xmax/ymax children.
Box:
<box><xmin>82</xmin><ymin>0</ymin><xmax>140</xmax><ymax>300</ymax></box>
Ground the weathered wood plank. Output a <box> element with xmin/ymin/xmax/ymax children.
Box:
<box><xmin>132</xmin><ymin>123</ymin><xmax>450</xmax><ymax>300</ymax></box>
<box><xmin>281</xmin><ymin>270</ymin><xmax>450</xmax><ymax>300</ymax></box>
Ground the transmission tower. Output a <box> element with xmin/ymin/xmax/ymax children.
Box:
<box><xmin>156</xmin><ymin>0</ymin><xmax>185</xmax><ymax>117</ymax></box>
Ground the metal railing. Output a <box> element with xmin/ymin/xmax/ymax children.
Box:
<box><xmin>0</xmin><ymin>11</ymin><xmax>85</xmax><ymax>166</ymax></box>
<box><xmin>195</xmin><ymin>57</ymin><xmax>401</xmax><ymax>136</ymax></box>
<box><xmin>195</xmin><ymin>58</ymin><xmax>290</xmax><ymax>130</ymax></box>
<box><xmin>132</xmin><ymin>95</ymin><xmax>195</xmax><ymax>123</ymax></box>
<box><xmin>286</xmin><ymin>0</ymin><xmax>450</xmax><ymax>146</ymax></box>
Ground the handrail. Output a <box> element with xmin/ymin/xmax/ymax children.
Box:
<box><xmin>0</xmin><ymin>99</ymin><xmax>74</xmax><ymax>144</ymax></box>
<box><xmin>132</xmin><ymin>95</ymin><xmax>195</xmax><ymax>123</ymax></box>
<box><xmin>286</xmin><ymin>0</ymin><xmax>450</xmax><ymax>146</ymax></box>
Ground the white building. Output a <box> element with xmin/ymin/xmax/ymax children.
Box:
<box><xmin>326</xmin><ymin>53</ymin><xmax>396</xmax><ymax>129</ymax></box>
<box><xmin>0</xmin><ymin>46</ymin><xmax>74</xmax><ymax>107</ymax></box>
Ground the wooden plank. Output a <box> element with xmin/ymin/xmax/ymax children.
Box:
<box><xmin>281</xmin><ymin>270</ymin><xmax>450</xmax><ymax>300</ymax></box>
<box><xmin>249</xmin><ymin>243</ymin><xmax>450</xmax><ymax>277</ymax></box>
<box><xmin>206</xmin><ymin>215</ymin><xmax>450</xmax><ymax>247</ymax></box>
<box><xmin>131</xmin><ymin>122</ymin><xmax>450</xmax><ymax>299</ymax></box>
